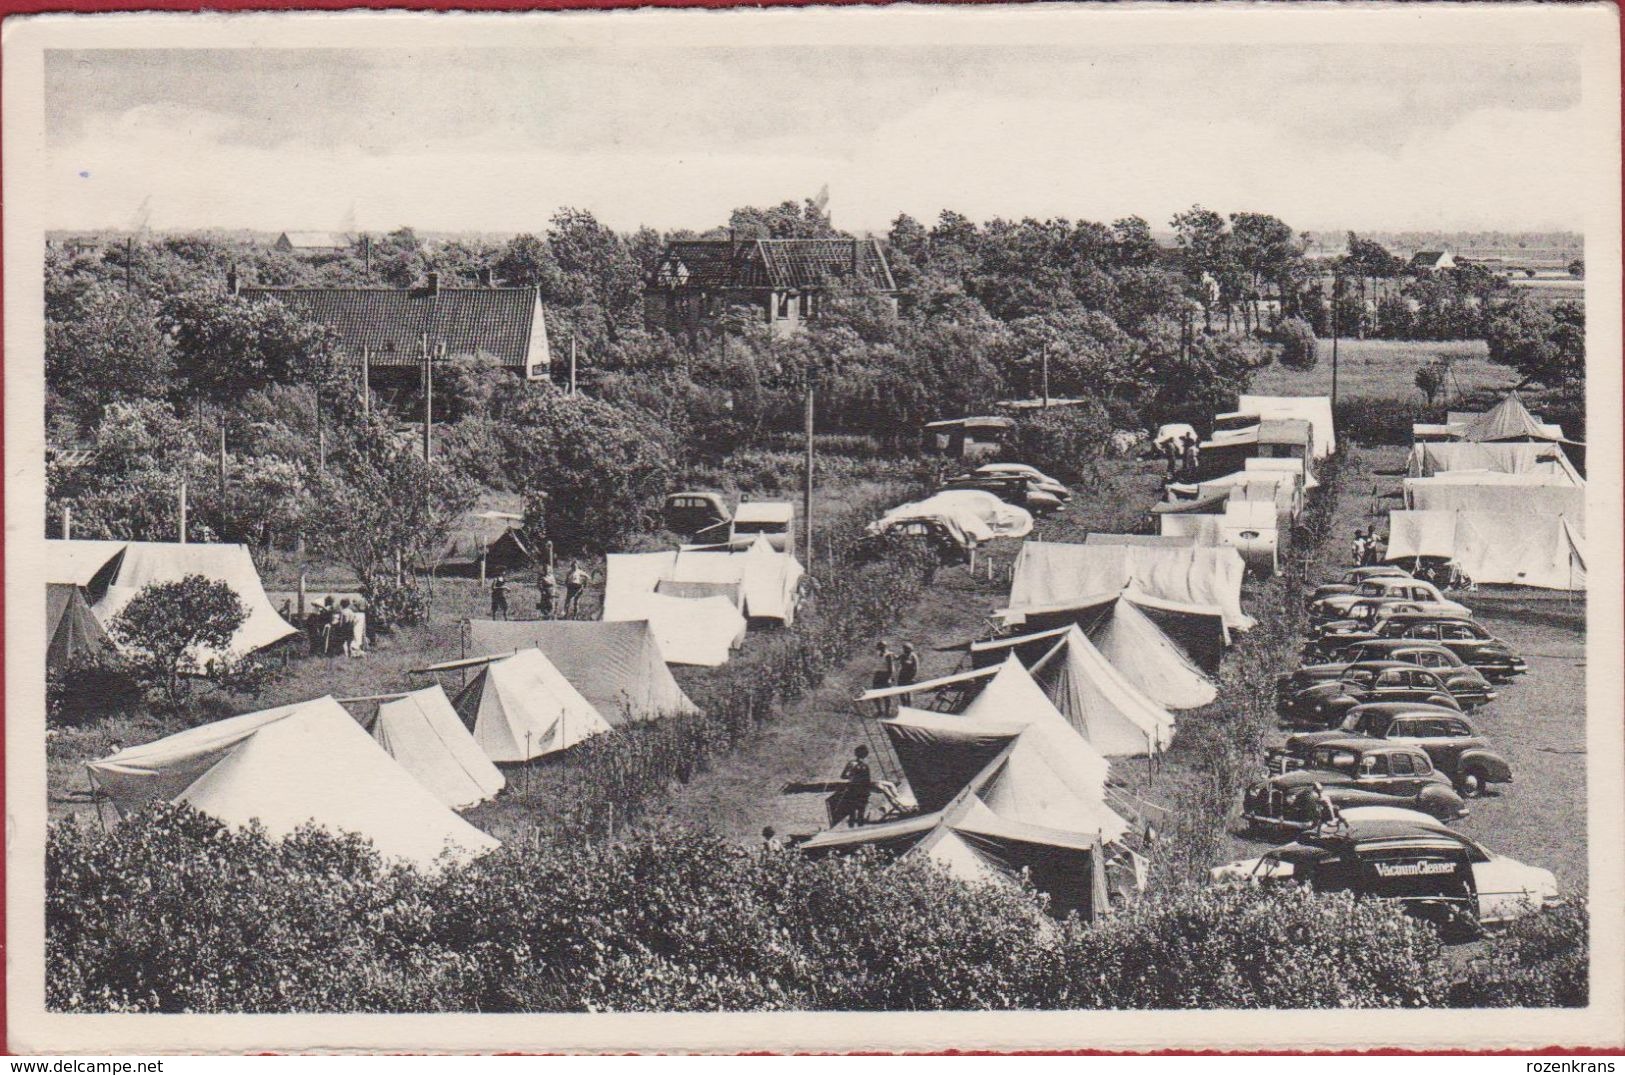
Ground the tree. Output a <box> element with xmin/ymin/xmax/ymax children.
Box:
<box><xmin>1229</xmin><ymin>213</ymin><xmax>1302</xmax><ymax>332</ymax></box>
<box><xmin>45</xmin><ymin>283</ymin><xmax>174</xmax><ymax>434</ymax></box>
<box><xmin>1415</xmin><ymin>360</ymin><xmax>1448</xmax><ymax>406</ymax></box>
<box><xmin>107</xmin><ymin>574</ymin><xmax>253</xmax><ymax>714</ymax></box>
<box><xmin>163</xmin><ymin>290</ymin><xmax>350</xmax><ymax>408</ymax></box>
<box><xmin>1170</xmin><ymin>206</ymin><xmax>1235</xmax><ymax>330</ymax></box>
<box><xmin>1486</xmin><ymin>298</ymin><xmax>1583</xmax><ymax>389</ymax></box>
<box><xmin>1004</xmin><ymin>400</ymin><xmax>1112</xmax><ymax>484</ymax></box>
<box><xmin>1271</xmin><ymin>317</ymin><xmax>1318</xmax><ymax>372</ymax></box>
<box><xmin>727</xmin><ymin>199</ymin><xmax>839</xmax><ymax>240</ymax></box>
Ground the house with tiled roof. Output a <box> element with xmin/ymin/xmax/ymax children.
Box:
<box><xmin>236</xmin><ymin>271</ymin><xmax>551</xmax><ymax>380</ymax></box>
<box><xmin>644</xmin><ymin>237</ymin><xmax>897</xmax><ymax>338</ymax></box>
<box><xmin>1409</xmin><ymin>249</ymin><xmax>1456</xmax><ymax>272</ymax></box>
<box><xmin>273</xmin><ymin>231</ymin><xmax>349</xmax><ymax>254</ymax></box>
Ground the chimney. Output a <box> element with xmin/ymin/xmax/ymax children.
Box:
<box><xmin>226</xmin><ymin>265</ymin><xmax>239</xmax><ymax>296</ymax></box>
<box><xmin>426</xmin><ymin>271</ymin><xmax>440</xmax><ymax>294</ymax></box>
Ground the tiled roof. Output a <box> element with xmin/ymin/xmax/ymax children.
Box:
<box><xmin>240</xmin><ymin>285</ymin><xmax>542</xmax><ymax>367</ymax></box>
<box><xmin>650</xmin><ymin>238</ymin><xmax>896</xmax><ymax>293</ymax></box>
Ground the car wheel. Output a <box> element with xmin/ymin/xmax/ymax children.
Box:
<box><xmin>1456</xmin><ymin>767</ymin><xmax>1488</xmax><ymax>798</ymax></box>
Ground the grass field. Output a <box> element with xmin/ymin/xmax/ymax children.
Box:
<box><xmin>1249</xmin><ymin>338</ymin><xmax>1516</xmax><ymax>403</ymax></box>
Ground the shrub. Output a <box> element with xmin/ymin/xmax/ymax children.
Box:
<box><xmin>106</xmin><ymin>574</ymin><xmax>254</xmax><ymax>714</ymax></box>
<box><xmin>1450</xmin><ymin>900</ymin><xmax>1588</xmax><ymax>1008</ymax></box>
<box><xmin>1272</xmin><ymin>317</ymin><xmax>1318</xmax><ymax>372</ymax></box>
<box><xmin>1004</xmin><ymin>401</ymin><xmax>1112</xmax><ymax>484</ymax></box>
<box><xmin>1333</xmin><ymin>398</ymin><xmax>1440</xmax><ymax>447</ymax></box>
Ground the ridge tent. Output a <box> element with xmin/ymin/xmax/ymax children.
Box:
<box><xmin>47</xmin><ymin>539</ymin><xmax>128</xmax><ymax>590</ymax></box>
<box><xmin>47</xmin><ymin>582</ymin><xmax>114</xmax><ymax>673</ymax></box>
<box><xmin>603</xmin><ymin>538</ymin><xmax>805</xmax><ymax>625</ymax></box>
<box><xmin>1403</xmin><ymin>475</ymin><xmax>1585</xmax><ymax>529</ymax></box>
<box><xmin>85</xmin><ymin>696</ymin><xmax>498</xmax><ymax>867</ymax></box>
<box><xmin>1006</xmin><ymin>539</ymin><xmax>1252</xmax><ymax>631</ymax></box>
<box><xmin>466</xmin><ymin>619</ymin><xmax>698</xmax><ymax>726</ymax></box>
<box><xmin>1407</xmin><ymin>443</ymin><xmax>1581</xmax><ymax>485</ymax></box>
<box><xmin>1230</xmin><ymin>394</ymin><xmax>1336</xmax><ymax>458</ymax></box>
<box><xmin>1416</xmin><ymin>393</ymin><xmax>1574</xmax><ymax>445</ymax></box>
<box><xmin>960</xmin><ymin>657</ymin><xmax>1113</xmax><ymax>802</ymax></box>
<box><xmin>452</xmin><ymin>649</ymin><xmax>613</xmax><ymax>762</ymax></box>
<box><xmin>371</xmin><ymin>685</ymin><xmax>505</xmax><ymax>809</ymax></box>
<box><xmin>603</xmin><ymin>591</ymin><xmax>744</xmax><ymax>667</ymax></box>
<box><xmin>1028</xmin><ymin>626</ymin><xmax>1175</xmax><ymax>756</ymax></box>
<box><xmin>995</xmin><ymin>587</ymin><xmax>1229</xmax><ymax>675</ymax></box>
<box><xmin>49</xmin><ymin>539</ymin><xmax>300</xmax><ymax>660</ymax></box>
<box><xmin>1385</xmin><ymin>510</ymin><xmax>1585</xmax><ymax>591</ymax></box>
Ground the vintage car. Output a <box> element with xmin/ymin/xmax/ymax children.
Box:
<box><xmin>1241</xmin><ymin>739</ymin><xmax>1467</xmax><ymax>831</ymax></box>
<box><xmin>661</xmin><ymin>491</ymin><xmax>731</xmax><ymax>541</ymax></box>
<box><xmin>1276</xmin><ymin>643</ymin><xmax>1496</xmax><ymax>711</ymax></box>
<box><xmin>855</xmin><ymin>517</ymin><xmax>968</xmax><ymax>565</ymax></box>
<box><xmin>1302</xmin><ymin>603</ymin><xmax>1471</xmax><ymax>661</ymax></box>
<box><xmin>1310</xmin><ymin>576</ymin><xmax>1470</xmax><ymax>622</ymax></box>
<box><xmin>1314</xmin><ymin>613</ymin><xmax>1528</xmax><ymax>680</ymax></box>
<box><xmin>1278</xmin><ymin>661</ymin><xmax>1462</xmax><ymax>727</ymax></box>
<box><xmin>1212</xmin><ymin>810</ymin><xmax>1558</xmax><ymax>932</ymax></box>
<box><xmin>1266</xmin><ymin>703</ymin><xmax>1512</xmax><ymax>796</ymax></box>
<box><xmin>729</xmin><ymin>500</ymin><xmax>796</xmax><ymax>555</ymax></box>
<box><xmin>940</xmin><ymin>472</ymin><xmax>1064</xmax><ymax>515</ymax></box>
<box><xmin>972</xmin><ymin>462</ymin><xmax>1072</xmax><ymax>501</ymax></box>
<box><xmin>1306</xmin><ymin>565</ymin><xmax>1413</xmax><ymax>607</ymax></box>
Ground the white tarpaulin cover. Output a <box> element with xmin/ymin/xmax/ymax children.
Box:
<box><xmin>86</xmin><ymin>696</ymin><xmax>499</xmax><ymax>866</ymax></box>
<box><xmin>1234</xmin><ymin>394</ymin><xmax>1336</xmax><ymax>458</ymax></box>
<box><xmin>453</xmin><ymin>649</ymin><xmax>613</xmax><ymax>761</ymax></box>
<box><xmin>603</xmin><ymin>591</ymin><xmax>744</xmax><ymax>667</ymax></box>
<box><xmin>372</xmin><ymin>685</ymin><xmax>505</xmax><ymax>809</ymax></box>
<box><xmin>1007</xmin><ymin>540</ymin><xmax>1252</xmax><ymax>630</ymax></box>
<box><xmin>1385</xmin><ymin>510</ymin><xmax>1586</xmax><ymax>591</ymax></box>
<box><xmin>874</xmin><ymin>490</ymin><xmax>1032</xmax><ymax>546</ymax></box>
<box><xmin>1408</xmin><ymin>443</ymin><xmax>1582</xmax><ymax>485</ymax></box>
<box><xmin>604</xmin><ymin>538</ymin><xmax>804</xmax><ymax>625</ymax></box>
<box><xmin>1404</xmin><ymin>475</ymin><xmax>1585</xmax><ymax>530</ymax></box>
<box><xmin>1160</xmin><ymin>499</ymin><xmax>1280</xmax><ymax>575</ymax></box>
<box><xmin>51</xmin><ymin>540</ymin><xmax>300</xmax><ymax>660</ymax></box>
<box><xmin>47</xmin><ymin>539</ymin><xmax>128</xmax><ymax>588</ymax></box>
<box><xmin>467</xmin><ymin>619</ymin><xmax>698</xmax><ymax>726</ymax></box>
<box><xmin>1245</xmin><ymin>455</ymin><xmax>1318</xmax><ymax>492</ymax></box>
<box><xmin>1029</xmin><ymin>625</ymin><xmax>1175</xmax><ymax>756</ymax></box>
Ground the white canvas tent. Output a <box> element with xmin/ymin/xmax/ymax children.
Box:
<box><xmin>1229</xmin><ymin>394</ymin><xmax>1336</xmax><ymax>458</ymax></box>
<box><xmin>47</xmin><ymin>539</ymin><xmax>300</xmax><ymax>661</ymax></box>
<box><xmin>1414</xmin><ymin>393</ymin><xmax>1572</xmax><ymax>445</ymax></box>
<box><xmin>604</xmin><ymin>537</ymin><xmax>805</xmax><ymax>625</ymax></box>
<box><xmin>1006</xmin><ymin>540</ymin><xmax>1252</xmax><ymax>631</ymax></box>
<box><xmin>1385</xmin><ymin>510</ymin><xmax>1586</xmax><ymax>591</ymax></box>
<box><xmin>371</xmin><ymin>686</ymin><xmax>505</xmax><ymax>809</ymax></box>
<box><xmin>452</xmin><ymin>649</ymin><xmax>613</xmax><ymax>762</ymax></box>
<box><xmin>1403</xmin><ymin>475</ymin><xmax>1585</xmax><ymax>529</ymax></box>
<box><xmin>47</xmin><ymin>539</ymin><xmax>128</xmax><ymax>587</ymax></box>
<box><xmin>86</xmin><ymin>696</ymin><xmax>499</xmax><ymax>867</ymax></box>
<box><xmin>601</xmin><ymin>591</ymin><xmax>744</xmax><ymax>667</ymax></box>
<box><xmin>1407</xmin><ymin>443</ymin><xmax>1582</xmax><ymax>485</ymax></box>
<box><xmin>960</xmin><ymin>657</ymin><xmax>1115</xmax><ymax>802</ymax></box>
<box><xmin>467</xmin><ymin>619</ymin><xmax>698</xmax><ymax>726</ymax></box>
<box><xmin>1029</xmin><ymin>625</ymin><xmax>1176</xmax><ymax>756</ymax></box>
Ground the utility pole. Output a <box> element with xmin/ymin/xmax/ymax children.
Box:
<box><xmin>803</xmin><ymin>372</ymin><xmax>815</xmax><ymax>570</ymax></box>
<box><xmin>1041</xmin><ymin>341</ymin><xmax>1051</xmax><ymax>409</ymax></box>
<box><xmin>569</xmin><ymin>334</ymin><xmax>578</xmax><ymax>397</ymax></box>
<box><xmin>422</xmin><ymin>334</ymin><xmax>434</xmax><ymax>463</ymax></box>
<box><xmin>1330</xmin><ymin>278</ymin><xmax>1340</xmax><ymax>410</ymax></box>
<box><xmin>177</xmin><ymin>480</ymin><xmax>188</xmax><ymax>544</ymax></box>
<box><xmin>62</xmin><ymin>503</ymin><xmax>72</xmax><ymax>540</ymax></box>
<box><xmin>218</xmin><ymin>417</ymin><xmax>228</xmax><ymax>539</ymax></box>
<box><xmin>124</xmin><ymin>236</ymin><xmax>133</xmax><ymax>293</ymax></box>
<box><xmin>361</xmin><ymin>345</ymin><xmax>370</xmax><ymax>418</ymax></box>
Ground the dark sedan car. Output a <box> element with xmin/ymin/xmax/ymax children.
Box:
<box><xmin>1278</xmin><ymin>661</ymin><xmax>1460</xmax><ymax>727</ymax></box>
<box><xmin>1242</xmin><ymin>740</ymin><xmax>1468</xmax><ymax>831</ymax></box>
<box><xmin>1266</xmin><ymin>702</ymin><xmax>1513</xmax><ymax>796</ymax></box>
<box><xmin>1276</xmin><ymin>642</ymin><xmax>1496</xmax><ymax>711</ymax></box>
<box><xmin>1306</xmin><ymin>565</ymin><xmax>1412</xmax><ymax>607</ymax></box>
<box><xmin>1313</xmin><ymin>613</ymin><xmax>1528</xmax><ymax>680</ymax></box>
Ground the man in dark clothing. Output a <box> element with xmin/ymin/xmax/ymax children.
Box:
<box><xmin>869</xmin><ymin>641</ymin><xmax>897</xmax><ymax>718</ymax></box>
<box><xmin>835</xmin><ymin>745</ymin><xmax>873</xmax><ymax>828</ymax></box>
<box><xmin>490</xmin><ymin>573</ymin><xmax>509</xmax><ymax>620</ymax></box>
<box><xmin>897</xmin><ymin>642</ymin><xmax>920</xmax><ymax>706</ymax></box>
<box><xmin>1181</xmin><ymin>433</ymin><xmax>1199</xmax><ymax>479</ymax></box>
<box><xmin>1163</xmin><ymin>437</ymin><xmax>1179</xmax><ymax>477</ymax></box>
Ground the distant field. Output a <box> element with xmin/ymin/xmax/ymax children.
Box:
<box><xmin>1249</xmin><ymin>338</ymin><xmax>1516</xmax><ymax>403</ymax></box>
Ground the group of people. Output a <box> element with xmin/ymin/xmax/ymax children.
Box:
<box><xmin>1350</xmin><ymin>528</ymin><xmax>1387</xmax><ymax>567</ymax></box>
<box><xmin>488</xmin><ymin>561</ymin><xmax>593</xmax><ymax>621</ymax></box>
<box><xmin>869</xmin><ymin>639</ymin><xmax>921</xmax><ymax>716</ymax></box>
<box><xmin>298</xmin><ymin>595</ymin><xmax>367</xmax><ymax>658</ymax></box>
<box><xmin>1161</xmin><ymin>432</ymin><xmax>1202</xmax><ymax>480</ymax></box>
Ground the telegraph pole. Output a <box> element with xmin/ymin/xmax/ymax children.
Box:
<box><xmin>178</xmin><ymin>481</ymin><xmax>188</xmax><ymax>544</ymax></box>
<box><xmin>218</xmin><ymin>416</ymin><xmax>228</xmax><ymax>538</ymax></box>
<box><xmin>803</xmin><ymin>372</ymin><xmax>815</xmax><ymax>569</ymax></box>
<box><xmin>422</xmin><ymin>334</ymin><xmax>434</xmax><ymax>463</ymax></box>
<box><xmin>1330</xmin><ymin>277</ymin><xmax>1340</xmax><ymax>410</ymax></box>
<box><xmin>569</xmin><ymin>334</ymin><xmax>578</xmax><ymax>396</ymax></box>
<box><xmin>361</xmin><ymin>345</ymin><xmax>371</xmax><ymax>417</ymax></box>
<box><xmin>1041</xmin><ymin>341</ymin><xmax>1051</xmax><ymax>409</ymax></box>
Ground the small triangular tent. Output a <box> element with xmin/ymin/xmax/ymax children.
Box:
<box><xmin>1086</xmin><ymin>597</ymin><xmax>1216</xmax><ymax>710</ymax></box>
<box><xmin>452</xmin><ymin>649</ymin><xmax>613</xmax><ymax>762</ymax></box>
<box><xmin>738</xmin><ymin>535</ymin><xmax>808</xmax><ymax>624</ymax></box>
<box><xmin>371</xmin><ymin>686</ymin><xmax>505</xmax><ymax>809</ymax></box>
<box><xmin>603</xmin><ymin>591</ymin><xmax>745</xmax><ymax>667</ymax></box>
<box><xmin>961</xmin><ymin>657</ymin><xmax>1112</xmax><ymax>800</ymax></box>
<box><xmin>1459</xmin><ymin>392</ymin><xmax>1569</xmax><ymax>444</ymax></box>
<box><xmin>1029</xmin><ymin>626</ymin><xmax>1176</xmax><ymax>756</ymax></box>
<box><xmin>970</xmin><ymin>727</ymin><xmax>1130</xmax><ymax>840</ymax></box>
<box><xmin>466</xmin><ymin>619</ymin><xmax>698</xmax><ymax>727</ymax></box>
<box><xmin>85</xmin><ymin>696</ymin><xmax>498</xmax><ymax>867</ymax></box>
<box><xmin>47</xmin><ymin>582</ymin><xmax>114</xmax><ymax>673</ymax></box>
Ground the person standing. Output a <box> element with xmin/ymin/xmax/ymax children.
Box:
<box><xmin>322</xmin><ymin>596</ymin><xmax>341</xmax><ymax>657</ymax></box>
<box><xmin>349</xmin><ymin>597</ymin><xmax>368</xmax><ymax>657</ymax></box>
<box><xmin>1351</xmin><ymin>529</ymin><xmax>1368</xmax><ymax>568</ymax></box>
<box><xmin>537</xmin><ymin>564</ymin><xmax>557</xmax><ymax>619</ymax></box>
<box><xmin>565</xmin><ymin>561</ymin><xmax>590</xmax><ymax>618</ymax></box>
<box><xmin>897</xmin><ymin>642</ymin><xmax>920</xmax><ymax>707</ymax></box>
<box><xmin>836</xmin><ymin>745</ymin><xmax>873</xmax><ymax>828</ymax></box>
<box><xmin>1181</xmin><ymin>433</ymin><xmax>1199</xmax><ymax>479</ymax></box>
<box><xmin>870</xmin><ymin>641</ymin><xmax>897</xmax><ymax>718</ymax></box>
<box><xmin>1163</xmin><ymin>436</ymin><xmax>1179</xmax><ymax>478</ymax></box>
<box><xmin>490</xmin><ymin>572</ymin><xmax>509</xmax><ymax>620</ymax></box>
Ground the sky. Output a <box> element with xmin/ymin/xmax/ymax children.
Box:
<box><xmin>43</xmin><ymin>42</ymin><xmax>1587</xmax><ymax>236</ymax></box>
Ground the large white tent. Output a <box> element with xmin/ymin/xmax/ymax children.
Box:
<box><xmin>48</xmin><ymin>539</ymin><xmax>299</xmax><ymax>660</ymax></box>
<box><xmin>1006</xmin><ymin>540</ymin><xmax>1252</xmax><ymax>631</ymax></box>
<box><xmin>1415</xmin><ymin>393</ymin><xmax>1572</xmax><ymax>445</ymax></box>
<box><xmin>1403</xmin><ymin>475</ymin><xmax>1585</xmax><ymax>529</ymax></box>
<box><xmin>960</xmin><ymin>657</ymin><xmax>1114</xmax><ymax>802</ymax></box>
<box><xmin>467</xmin><ymin>619</ymin><xmax>698</xmax><ymax>726</ymax></box>
<box><xmin>604</xmin><ymin>537</ymin><xmax>805</xmax><ymax>625</ymax></box>
<box><xmin>1028</xmin><ymin>626</ymin><xmax>1176</xmax><ymax>756</ymax></box>
<box><xmin>452</xmin><ymin>649</ymin><xmax>613</xmax><ymax>762</ymax></box>
<box><xmin>86</xmin><ymin>696</ymin><xmax>499</xmax><ymax>867</ymax></box>
<box><xmin>601</xmin><ymin>591</ymin><xmax>744</xmax><ymax>667</ymax></box>
<box><xmin>1385</xmin><ymin>510</ymin><xmax>1586</xmax><ymax>591</ymax></box>
<box><xmin>1407</xmin><ymin>442</ymin><xmax>1582</xmax><ymax>485</ymax></box>
<box><xmin>1230</xmin><ymin>394</ymin><xmax>1337</xmax><ymax>458</ymax></box>
<box><xmin>371</xmin><ymin>685</ymin><xmax>505</xmax><ymax>809</ymax></box>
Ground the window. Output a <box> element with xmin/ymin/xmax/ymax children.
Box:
<box><xmin>1442</xmin><ymin>624</ymin><xmax>1475</xmax><ymax>640</ymax></box>
<box><xmin>1358</xmin><ymin>753</ymin><xmax>1389</xmax><ymax>776</ymax></box>
<box><xmin>1410</xmin><ymin>624</ymin><xmax>1440</xmax><ymax>640</ymax></box>
<box><xmin>799</xmin><ymin>292</ymin><xmax>812</xmax><ymax>318</ymax></box>
<box><xmin>776</xmin><ymin>293</ymin><xmax>792</xmax><ymax>319</ymax></box>
<box><xmin>1416</xmin><ymin>652</ymin><xmax>1446</xmax><ymax>668</ymax></box>
<box><xmin>1360</xmin><ymin>712</ymin><xmax>1393</xmax><ymax>736</ymax></box>
<box><xmin>1446</xmin><ymin>720</ymin><xmax>1471</xmax><ymax>737</ymax></box>
<box><xmin>1413</xmin><ymin>720</ymin><xmax>1449</xmax><ymax>738</ymax></box>
<box><xmin>1413</xmin><ymin>670</ymin><xmax>1443</xmax><ymax>690</ymax></box>
<box><xmin>1390</xmin><ymin>753</ymin><xmax>1415</xmax><ymax>776</ymax></box>
<box><xmin>1412</xmin><ymin>753</ymin><xmax>1434</xmax><ymax>775</ymax></box>
<box><xmin>1376</xmin><ymin>671</ymin><xmax>1407</xmax><ymax>689</ymax></box>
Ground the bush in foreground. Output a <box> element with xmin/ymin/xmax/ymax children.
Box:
<box><xmin>51</xmin><ymin>807</ymin><xmax>1576</xmax><ymax>1014</ymax></box>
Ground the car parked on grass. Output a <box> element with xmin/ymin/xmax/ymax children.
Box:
<box><xmin>1242</xmin><ymin>740</ymin><xmax>1468</xmax><ymax>831</ymax></box>
<box><xmin>1212</xmin><ymin>810</ymin><xmax>1558</xmax><ymax>933</ymax></box>
<box><xmin>1310</xmin><ymin>576</ymin><xmax>1470</xmax><ymax>622</ymax></box>
<box><xmin>1276</xmin><ymin>643</ymin><xmax>1497</xmax><ymax>711</ymax></box>
<box><xmin>1266</xmin><ymin>703</ymin><xmax>1512</xmax><ymax>796</ymax></box>
<box><xmin>1313</xmin><ymin>613</ymin><xmax>1529</xmax><ymax>680</ymax></box>
<box><xmin>972</xmin><ymin>463</ymin><xmax>1072</xmax><ymax>502</ymax></box>
<box><xmin>662</xmin><ymin>491</ymin><xmax>731</xmax><ymax>542</ymax></box>
<box><xmin>941</xmin><ymin>472</ymin><xmax>1064</xmax><ymax>515</ymax></box>
<box><xmin>1278</xmin><ymin>661</ymin><xmax>1462</xmax><ymax>727</ymax></box>
<box><xmin>1307</xmin><ymin>565</ymin><xmax>1413</xmax><ymax>607</ymax></box>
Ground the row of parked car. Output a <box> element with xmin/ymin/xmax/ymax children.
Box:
<box><xmin>1215</xmin><ymin>559</ymin><xmax>1556</xmax><ymax>937</ymax></box>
